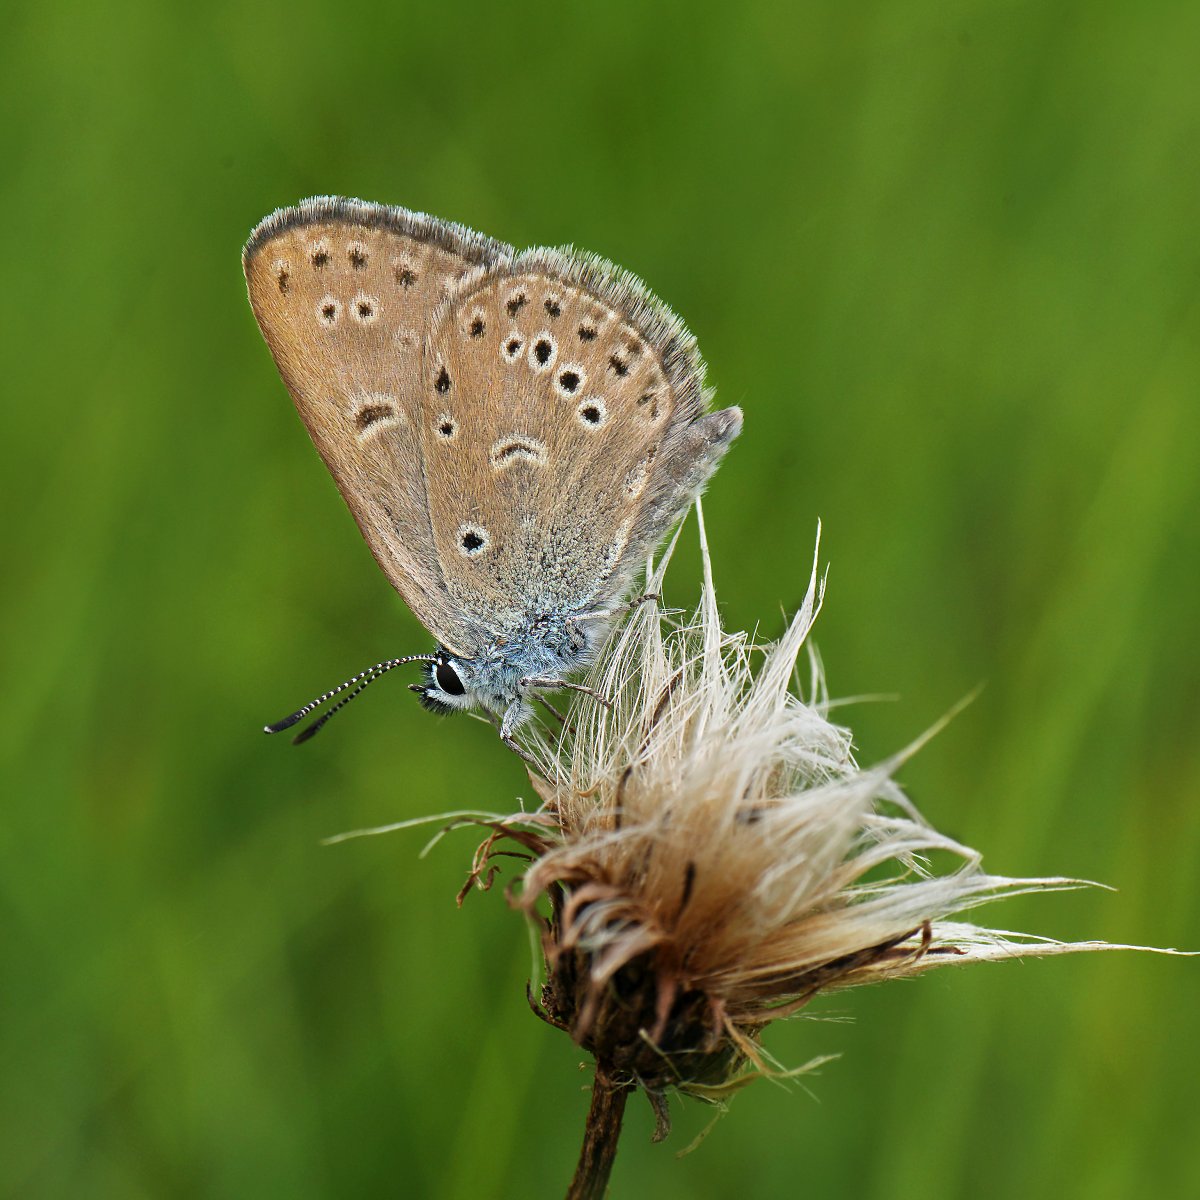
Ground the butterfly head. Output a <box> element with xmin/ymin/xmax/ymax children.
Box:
<box><xmin>409</xmin><ymin>620</ymin><xmax>596</xmax><ymax>731</ymax></box>
<box><xmin>411</xmin><ymin>648</ymin><xmax>479</xmax><ymax>715</ymax></box>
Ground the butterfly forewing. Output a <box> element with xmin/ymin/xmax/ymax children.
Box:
<box><xmin>421</xmin><ymin>248</ymin><xmax>741</xmax><ymax>630</ymax></box>
<box><xmin>243</xmin><ymin>197</ymin><xmax>512</xmax><ymax>651</ymax></box>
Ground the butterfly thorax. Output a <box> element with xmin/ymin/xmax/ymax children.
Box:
<box><xmin>417</xmin><ymin>605</ymin><xmax>608</xmax><ymax>732</ymax></box>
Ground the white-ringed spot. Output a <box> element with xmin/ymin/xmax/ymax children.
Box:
<box><xmin>351</xmin><ymin>393</ymin><xmax>403</xmax><ymax>440</ymax></box>
<box><xmin>529</xmin><ymin>331</ymin><xmax>558</xmax><ymax>372</ymax></box>
<box><xmin>457</xmin><ymin>523</ymin><xmax>489</xmax><ymax>557</ymax></box>
<box><xmin>351</xmin><ymin>292</ymin><xmax>379</xmax><ymax>324</ymax></box>
<box><xmin>501</xmin><ymin>332</ymin><xmax>525</xmax><ymax>363</ymax></box>
<box><xmin>317</xmin><ymin>295</ymin><xmax>340</xmax><ymax>327</ymax></box>
<box><xmin>555</xmin><ymin>364</ymin><xmax>585</xmax><ymax>397</ymax></box>
<box><xmin>490</xmin><ymin>435</ymin><xmax>548</xmax><ymax>470</ymax></box>
<box><xmin>577</xmin><ymin>397</ymin><xmax>607</xmax><ymax>428</ymax></box>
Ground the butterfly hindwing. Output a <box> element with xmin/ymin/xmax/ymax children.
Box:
<box><xmin>420</xmin><ymin>248</ymin><xmax>741</xmax><ymax>632</ymax></box>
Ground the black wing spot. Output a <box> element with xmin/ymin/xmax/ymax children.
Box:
<box><xmin>580</xmin><ymin>404</ymin><xmax>602</xmax><ymax>425</ymax></box>
<box><xmin>311</xmin><ymin>248</ymin><xmax>330</xmax><ymax>268</ymax></box>
<box><xmin>609</xmin><ymin>353</ymin><xmax>629</xmax><ymax>377</ymax></box>
<box><xmin>319</xmin><ymin>300</ymin><xmax>339</xmax><ymax>326</ymax></box>
<box><xmin>544</xmin><ymin>297</ymin><xmax>562</xmax><ymax>318</ymax></box>
<box><xmin>357</xmin><ymin>299</ymin><xmax>374</xmax><ymax>319</ymax></box>
<box><xmin>396</xmin><ymin>266</ymin><xmax>417</xmax><ymax>288</ymax></box>
<box><xmin>506</xmin><ymin>291</ymin><xmax>528</xmax><ymax>317</ymax></box>
<box><xmin>469</xmin><ymin>316</ymin><xmax>485</xmax><ymax>338</ymax></box>
<box><xmin>558</xmin><ymin>369</ymin><xmax>581</xmax><ymax>394</ymax></box>
<box><xmin>355</xmin><ymin>403</ymin><xmax>393</xmax><ymax>431</ymax></box>
<box><xmin>578</xmin><ymin>325</ymin><xmax>597</xmax><ymax>342</ymax></box>
<box><xmin>534</xmin><ymin>339</ymin><xmax>553</xmax><ymax>365</ymax></box>
<box><xmin>458</xmin><ymin>524</ymin><xmax>488</xmax><ymax>557</ymax></box>
<box><xmin>348</xmin><ymin>245</ymin><xmax>368</xmax><ymax>269</ymax></box>
<box><xmin>438</xmin><ymin>418</ymin><xmax>456</xmax><ymax>438</ymax></box>
<box><xmin>435</xmin><ymin>367</ymin><xmax>452</xmax><ymax>394</ymax></box>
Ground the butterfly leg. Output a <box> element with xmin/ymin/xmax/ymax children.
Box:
<box><xmin>536</xmin><ymin>696</ymin><xmax>575</xmax><ymax>732</ymax></box>
<box><xmin>626</xmin><ymin>591</ymin><xmax>663</xmax><ymax>612</ymax></box>
<box><xmin>498</xmin><ymin>702</ymin><xmax>542</xmax><ymax>767</ymax></box>
<box><xmin>502</xmin><ymin>735</ymin><xmax>541</xmax><ymax>767</ymax></box>
<box><xmin>521</xmin><ymin>677</ymin><xmax>613</xmax><ymax>709</ymax></box>
<box><xmin>628</xmin><ymin>592</ymin><xmax>686</xmax><ymax>619</ymax></box>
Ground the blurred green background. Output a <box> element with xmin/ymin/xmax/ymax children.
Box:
<box><xmin>3</xmin><ymin>1</ymin><xmax>1197</xmax><ymax>1196</ymax></box>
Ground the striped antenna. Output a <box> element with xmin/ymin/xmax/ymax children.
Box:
<box><xmin>264</xmin><ymin>655</ymin><xmax>436</xmax><ymax>744</ymax></box>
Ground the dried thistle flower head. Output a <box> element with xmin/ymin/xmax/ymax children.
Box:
<box><xmin>333</xmin><ymin>501</ymin><xmax>1185</xmax><ymax>1195</ymax></box>
<box><xmin>329</xmin><ymin>505</ymin><xmax>1185</xmax><ymax>1195</ymax></box>
<box><xmin>445</xmin><ymin>507</ymin><xmax>1168</xmax><ymax>1112</ymax></box>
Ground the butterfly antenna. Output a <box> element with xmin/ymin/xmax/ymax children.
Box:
<box><xmin>264</xmin><ymin>655</ymin><xmax>436</xmax><ymax>742</ymax></box>
<box><xmin>289</xmin><ymin>672</ymin><xmax>383</xmax><ymax>745</ymax></box>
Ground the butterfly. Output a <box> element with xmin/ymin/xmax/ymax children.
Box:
<box><xmin>244</xmin><ymin>197</ymin><xmax>741</xmax><ymax>755</ymax></box>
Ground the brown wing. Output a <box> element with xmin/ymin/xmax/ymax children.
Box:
<box><xmin>420</xmin><ymin>248</ymin><xmax>741</xmax><ymax>630</ymax></box>
<box><xmin>243</xmin><ymin>197</ymin><xmax>513</xmax><ymax>652</ymax></box>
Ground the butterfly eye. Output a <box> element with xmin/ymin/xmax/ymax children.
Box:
<box><xmin>435</xmin><ymin>661</ymin><xmax>465</xmax><ymax>696</ymax></box>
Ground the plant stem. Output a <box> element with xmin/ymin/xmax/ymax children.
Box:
<box><xmin>566</xmin><ymin>1071</ymin><xmax>629</xmax><ymax>1200</ymax></box>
